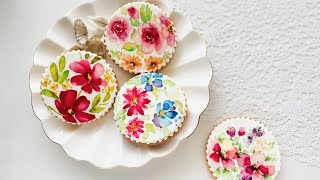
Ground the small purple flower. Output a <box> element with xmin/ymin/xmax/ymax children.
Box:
<box><xmin>252</xmin><ymin>127</ymin><xmax>264</xmax><ymax>137</ymax></box>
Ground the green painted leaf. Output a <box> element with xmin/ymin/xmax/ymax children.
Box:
<box><xmin>146</xmin><ymin>123</ymin><xmax>155</xmax><ymax>133</ymax></box>
<box><xmin>41</xmin><ymin>89</ymin><xmax>59</xmax><ymax>99</ymax></box>
<box><xmin>117</xmin><ymin>121</ymin><xmax>126</xmax><ymax>130</ymax></box>
<box><xmin>137</xmin><ymin>46</ymin><xmax>144</xmax><ymax>57</ymax></box>
<box><xmin>163</xmin><ymin>126</ymin><xmax>171</xmax><ymax>137</ymax></box>
<box><xmin>47</xmin><ymin>105</ymin><xmax>59</xmax><ymax>114</ymax></box>
<box><xmin>103</xmin><ymin>92</ymin><xmax>111</xmax><ymax>102</ymax></box>
<box><xmin>174</xmin><ymin>100</ymin><xmax>184</xmax><ymax>114</ymax></box>
<box><xmin>91</xmin><ymin>56</ymin><xmax>102</xmax><ymax>64</ymax></box>
<box><xmin>50</xmin><ymin>63</ymin><xmax>59</xmax><ymax>82</ymax></box>
<box><xmin>163</xmin><ymin>79</ymin><xmax>175</xmax><ymax>87</ymax></box>
<box><xmin>131</xmin><ymin>29</ymin><xmax>137</xmax><ymax>40</ymax></box>
<box><xmin>142</xmin><ymin>132</ymin><xmax>149</xmax><ymax>141</ymax></box>
<box><xmin>58</xmin><ymin>70</ymin><xmax>69</xmax><ymax>84</ymax></box>
<box><xmin>91</xmin><ymin>94</ymin><xmax>101</xmax><ymax>108</ymax></box>
<box><xmin>120</xmin><ymin>7</ymin><xmax>128</xmax><ymax>15</ymax></box>
<box><xmin>127</xmin><ymin>76</ymin><xmax>142</xmax><ymax>85</ymax></box>
<box><xmin>141</xmin><ymin>115</ymin><xmax>151</xmax><ymax>121</ymax></box>
<box><xmin>58</xmin><ymin>55</ymin><xmax>66</xmax><ymax>72</ymax></box>
<box><xmin>130</xmin><ymin>18</ymin><xmax>140</xmax><ymax>26</ymax></box>
<box><xmin>236</xmin><ymin>174</ymin><xmax>241</xmax><ymax>179</ymax></box>
<box><xmin>85</xmin><ymin>53</ymin><xmax>90</xmax><ymax>59</ymax></box>
<box><xmin>213</xmin><ymin>169</ymin><xmax>221</xmax><ymax>176</ymax></box>
<box><xmin>89</xmin><ymin>107</ymin><xmax>105</xmax><ymax>113</ymax></box>
<box><xmin>122</xmin><ymin>42</ymin><xmax>138</xmax><ymax>51</ymax></box>
<box><xmin>218</xmin><ymin>136</ymin><xmax>225</xmax><ymax>143</ymax></box>
<box><xmin>147</xmin><ymin>103</ymin><xmax>154</xmax><ymax>108</ymax></box>
<box><xmin>221</xmin><ymin>170</ymin><xmax>232</xmax><ymax>180</ymax></box>
<box><xmin>110</xmin><ymin>50</ymin><xmax>123</xmax><ymax>59</ymax></box>
<box><xmin>115</xmin><ymin>114</ymin><xmax>126</xmax><ymax>121</ymax></box>
<box><xmin>140</xmin><ymin>5</ymin><xmax>152</xmax><ymax>24</ymax></box>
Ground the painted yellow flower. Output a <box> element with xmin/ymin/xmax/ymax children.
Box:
<box><xmin>252</xmin><ymin>137</ymin><xmax>272</xmax><ymax>152</ymax></box>
<box><xmin>41</xmin><ymin>77</ymin><xmax>50</xmax><ymax>87</ymax></box>
<box><xmin>62</xmin><ymin>81</ymin><xmax>71</xmax><ymax>90</ymax></box>
<box><xmin>50</xmin><ymin>82</ymin><xmax>58</xmax><ymax>92</ymax></box>
<box><xmin>103</xmin><ymin>72</ymin><xmax>115</xmax><ymax>83</ymax></box>
<box><xmin>104</xmin><ymin>85</ymin><xmax>115</xmax><ymax>93</ymax></box>
<box><xmin>220</xmin><ymin>138</ymin><xmax>234</xmax><ymax>152</ymax></box>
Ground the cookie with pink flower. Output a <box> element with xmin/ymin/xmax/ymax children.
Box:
<box><xmin>113</xmin><ymin>73</ymin><xmax>187</xmax><ymax>144</ymax></box>
<box><xmin>40</xmin><ymin>50</ymin><xmax>117</xmax><ymax>124</ymax></box>
<box><xmin>104</xmin><ymin>2</ymin><xmax>176</xmax><ymax>74</ymax></box>
<box><xmin>206</xmin><ymin>117</ymin><xmax>281</xmax><ymax>180</ymax></box>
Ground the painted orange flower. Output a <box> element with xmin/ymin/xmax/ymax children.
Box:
<box><xmin>121</xmin><ymin>55</ymin><xmax>142</xmax><ymax>71</ymax></box>
<box><xmin>144</xmin><ymin>56</ymin><xmax>163</xmax><ymax>71</ymax></box>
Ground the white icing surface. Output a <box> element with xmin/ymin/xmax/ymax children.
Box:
<box><xmin>40</xmin><ymin>50</ymin><xmax>117</xmax><ymax>124</ymax></box>
<box><xmin>114</xmin><ymin>73</ymin><xmax>187</xmax><ymax>144</ymax></box>
<box><xmin>206</xmin><ymin>117</ymin><xmax>281</xmax><ymax>180</ymax></box>
<box><xmin>104</xmin><ymin>2</ymin><xmax>176</xmax><ymax>73</ymax></box>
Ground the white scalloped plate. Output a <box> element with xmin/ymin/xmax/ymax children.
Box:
<box><xmin>30</xmin><ymin>0</ymin><xmax>212</xmax><ymax>168</ymax></box>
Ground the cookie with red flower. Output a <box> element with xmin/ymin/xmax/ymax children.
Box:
<box><xmin>206</xmin><ymin>118</ymin><xmax>281</xmax><ymax>180</ymax></box>
<box><xmin>40</xmin><ymin>51</ymin><xmax>118</xmax><ymax>124</ymax></box>
<box><xmin>114</xmin><ymin>73</ymin><xmax>187</xmax><ymax>144</ymax></box>
<box><xmin>104</xmin><ymin>2</ymin><xmax>176</xmax><ymax>74</ymax></box>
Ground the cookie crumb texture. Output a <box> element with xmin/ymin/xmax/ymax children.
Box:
<box><xmin>104</xmin><ymin>2</ymin><xmax>176</xmax><ymax>74</ymax></box>
<box><xmin>206</xmin><ymin>117</ymin><xmax>281</xmax><ymax>180</ymax></box>
<box><xmin>114</xmin><ymin>73</ymin><xmax>187</xmax><ymax>144</ymax></box>
<box><xmin>40</xmin><ymin>50</ymin><xmax>117</xmax><ymax>124</ymax></box>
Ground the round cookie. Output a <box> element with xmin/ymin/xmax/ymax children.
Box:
<box><xmin>40</xmin><ymin>50</ymin><xmax>117</xmax><ymax>124</ymax></box>
<box><xmin>113</xmin><ymin>73</ymin><xmax>186</xmax><ymax>144</ymax></box>
<box><xmin>206</xmin><ymin>117</ymin><xmax>281</xmax><ymax>180</ymax></box>
<box><xmin>104</xmin><ymin>2</ymin><xmax>176</xmax><ymax>74</ymax></box>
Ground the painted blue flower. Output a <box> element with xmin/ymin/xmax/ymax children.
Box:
<box><xmin>140</xmin><ymin>73</ymin><xmax>163</xmax><ymax>92</ymax></box>
<box><xmin>152</xmin><ymin>100</ymin><xmax>180</xmax><ymax>128</ymax></box>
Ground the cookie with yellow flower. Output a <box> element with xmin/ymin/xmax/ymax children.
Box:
<box><xmin>40</xmin><ymin>50</ymin><xmax>118</xmax><ymax>124</ymax></box>
<box><xmin>206</xmin><ymin>117</ymin><xmax>281</xmax><ymax>180</ymax></box>
<box><xmin>104</xmin><ymin>2</ymin><xmax>176</xmax><ymax>74</ymax></box>
<box><xmin>113</xmin><ymin>73</ymin><xmax>187</xmax><ymax>144</ymax></box>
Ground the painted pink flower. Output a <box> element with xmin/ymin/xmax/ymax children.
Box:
<box><xmin>128</xmin><ymin>7</ymin><xmax>139</xmax><ymax>19</ymax></box>
<box><xmin>136</xmin><ymin>21</ymin><xmax>167</xmax><ymax>54</ymax></box>
<box><xmin>239</xmin><ymin>127</ymin><xmax>246</xmax><ymax>136</ymax></box>
<box><xmin>160</xmin><ymin>15</ymin><xmax>176</xmax><ymax>48</ymax></box>
<box><xmin>209</xmin><ymin>143</ymin><xmax>239</xmax><ymax>170</ymax></box>
<box><xmin>227</xmin><ymin>127</ymin><xmax>236</xmax><ymax>137</ymax></box>
<box><xmin>70</xmin><ymin>60</ymin><xmax>107</xmax><ymax>94</ymax></box>
<box><xmin>107</xmin><ymin>16</ymin><xmax>133</xmax><ymax>43</ymax></box>
<box><xmin>126</xmin><ymin>117</ymin><xmax>144</xmax><ymax>138</ymax></box>
<box><xmin>238</xmin><ymin>153</ymin><xmax>276</xmax><ymax>180</ymax></box>
<box><xmin>55</xmin><ymin>90</ymin><xmax>95</xmax><ymax>123</ymax></box>
<box><xmin>123</xmin><ymin>86</ymin><xmax>151</xmax><ymax>116</ymax></box>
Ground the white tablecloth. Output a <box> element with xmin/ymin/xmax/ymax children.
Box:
<box><xmin>2</xmin><ymin>0</ymin><xmax>319</xmax><ymax>179</ymax></box>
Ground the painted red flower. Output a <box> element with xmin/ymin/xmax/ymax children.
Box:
<box><xmin>128</xmin><ymin>6</ymin><xmax>139</xmax><ymax>19</ymax></box>
<box><xmin>210</xmin><ymin>143</ymin><xmax>239</xmax><ymax>170</ymax></box>
<box><xmin>238</xmin><ymin>153</ymin><xmax>276</xmax><ymax>180</ymax></box>
<box><xmin>238</xmin><ymin>127</ymin><xmax>246</xmax><ymax>136</ymax></box>
<box><xmin>136</xmin><ymin>21</ymin><xmax>166</xmax><ymax>54</ymax></box>
<box><xmin>55</xmin><ymin>90</ymin><xmax>95</xmax><ymax>123</ymax></box>
<box><xmin>123</xmin><ymin>86</ymin><xmax>151</xmax><ymax>116</ymax></box>
<box><xmin>70</xmin><ymin>60</ymin><xmax>106</xmax><ymax>94</ymax></box>
<box><xmin>227</xmin><ymin>127</ymin><xmax>236</xmax><ymax>137</ymax></box>
<box><xmin>107</xmin><ymin>16</ymin><xmax>133</xmax><ymax>43</ymax></box>
<box><xmin>126</xmin><ymin>117</ymin><xmax>144</xmax><ymax>138</ymax></box>
<box><xmin>160</xmin><ymin>15</ymin><xmax>176</xmax><ymax>48</ymax></box>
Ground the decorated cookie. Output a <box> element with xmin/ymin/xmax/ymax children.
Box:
<box><xmin>40</xmin><ymin>50</ymin><xmax>117</xmax><ymax>124</ymax></box>
<box><xmin>104</xmin><ymin>2</ymin><xmax>176</xmax><ymax>74</ymax></box>
<box><xmin>206</xmin><ymin>117</ymin><xmax>281</xmax><ymax>180</ymax></box>
<box><xmin>113</xmin><ymin>73</ymin><xmax>186</xmax><ymax>144</ymax></box>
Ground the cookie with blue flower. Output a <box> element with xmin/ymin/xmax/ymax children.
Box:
<box><xmin>113</xmin><ymin>73</ymin><xmax>187</xmax><ymax>144</ymax></box>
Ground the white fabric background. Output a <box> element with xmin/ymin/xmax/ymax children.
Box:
<box><xmin>1</xmin><ymin>0</ymin><xmax>320</xmax><ymax>179</ymax></box>
<box><xmin>170</xmin><ymin>0</ymin><xmax>320</xmax><ymax>167</ymax></box>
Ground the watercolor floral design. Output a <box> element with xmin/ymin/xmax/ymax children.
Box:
<box><xmin>152</xmin><ymin>100</ymin><xmax>181</xmax><ymax>128</ymax></box>
<box><xmin>41</xmin><ymin>51</ymin><xmax>118</xmax><ymax>124</ymax></box>
<box><xmin>105</xmin><ymin>3</ymin><xmax>176</xmax><ymax>73</ymax></box>
<box><xmin>207</xmin><ymin>124</ymin><xmax>279</xmax><ymax>180</ymax></box>
<box><xmin>70</xmin><ymin>60</ymin><xmax>107</xmax><ymax>94</ymax></box>
<box><xmin>126</xmin><ymin>117</ymin><xmax>144</xmax><ymax>138</ymax></box>
<box><xmin>122</xmin><ymin>86</ymin><xmax>151</xmax><ymax>116</ymax></box>
<box><xmin>114</xmin><ymin>73</ymin><xmax>186</xmax><ymax>143</ymax></box>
